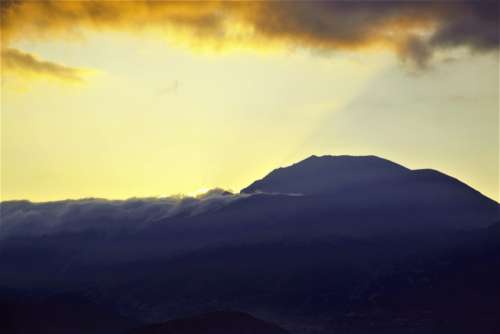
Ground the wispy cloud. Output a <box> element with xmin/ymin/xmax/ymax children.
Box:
<box><xmin>0</xmin><ymin>190</ymin><xmax>243</xmax><ymax>238</ymax></box>
<box><xmin>0</xmin><ymin>189</ymin><xmax>307</xmax><ymax>239</ymax></box>
<box><xmin>2</xmin><ymin>47</ymin><xmax>84</xmax><ymax>82</ymax></box>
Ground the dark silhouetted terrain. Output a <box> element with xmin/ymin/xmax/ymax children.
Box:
<box><xmin>127</xmin><ymin>311</ymin><xmax>289</xmax><ymax>334</ymax></box>
<box><xmin>1</xmin><ymin>155</ymin><xmax>498</xmax><ymax>333</ymax></box>
<box><xmin>0</xmin><ymin>294</ymin><xmax>139</xmax><ymax>334</ymax></box>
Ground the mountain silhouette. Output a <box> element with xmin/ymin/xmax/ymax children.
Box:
<box><xmin>127</xmin><ymin>311</ymin><xmax>288</xmax><ymax>334</ymax></box>
<box><xmin>242</xmin><ymin>155</ymin><xmax>409</xmax><ymax>195</ymax></box>
<box><xmin>0</xmin><ymin>294</ymin><xmax>139</xmax><ymax>334</ymax></box>
<box><xmin>240</xmin><ymin>155</ymin><xmax>498</xmax><ymax>229</ymax></box>
<box><xmin>1</xmin><ymin>155</ymin><xmax>499</xmax><ymax>333</ymax></box>
<box><xmin>242</xmin><ymin>155</ymin><xmax>494</xmax><ymax>205</ymax></box>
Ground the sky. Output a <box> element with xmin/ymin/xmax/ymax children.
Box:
<box><xmin>1</xmin><ymin>1</ymin><xmax>498</xmax><ymax>201</ymax></box>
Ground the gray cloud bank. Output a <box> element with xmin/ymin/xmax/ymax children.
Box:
<box><xmin>0</xmin><ymin>189</ymin><xmax>247</xmax><ymax>239</ymax></box>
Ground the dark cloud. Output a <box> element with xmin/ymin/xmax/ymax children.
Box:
<box><xmin>246</xmin><ymin>1</ymin><xmax>498</xmax><ymax>67</ymax></box>
<box><xmin>399</xmin><ymin>35</ymin><xmax>434</xmax><ymax>69</ymax></box>
<box><xmin>430</xmin><ymin>1</ymin><xmax>500</xmax><ymax>52</ymax></box>
<box><xmin>0</xmin><ymin>1</ymin><xmax>498</xmax><ymax>73</ymax></box>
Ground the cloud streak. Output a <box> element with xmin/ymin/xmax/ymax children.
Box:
<box><xmin>0</xmin><ymin>190</ymin><xmax>248</xmax><ymax>239</ymax></box>
<box><xmin>0</xmin><ymin>188</ymin><xmax>308</xmax><ymax>239</ymax></box>
<box><xmin>2</xmin><ymin>47</ymin><xmax>84</xmax><ymax>82</ymax></box>
<box><xmin>1</xmin><ymin>1</ymin><xmax>498</xmax><ymax>71</ymax></box>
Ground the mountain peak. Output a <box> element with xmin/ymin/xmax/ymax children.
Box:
<box><xmin>283</xmin><ymin>155</ymin><xmax>407</xmax><ymax>170</ymax></box>
<box><xmin>241</xmin><ymin>155</ymin><xmax>410</xmax><ymax>195</ymax></box>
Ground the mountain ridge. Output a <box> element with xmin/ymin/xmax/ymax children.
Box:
<box><xmin>241</xmin><ymin>155</ymin><xmax>410</xmax><ymax>195</ymax></box>
<box><xmin>1</xmin><ymin>154</ymin><xmax>500</xmax><ymax>333</ymax></box>
<box><xmin>241</xmin><ymin>155</ymin><xmax>498</xmax><ymax>206</ymax></box>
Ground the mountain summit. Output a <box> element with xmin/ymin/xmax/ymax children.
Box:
<box><xmin>241</xmin><ymin>155</ymin><xmax>409</xmax><ymax>195</ymax></box>
<box><xmin>241</xmin><ymin>155</ymin><xmax>498</xmax><ymax>228</ymax></box>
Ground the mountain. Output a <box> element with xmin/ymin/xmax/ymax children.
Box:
<box><xmin>242</xmin><ymin>155</ymin><xmax>410</xmax><ymax>195</ymax></box>
<box><xmin>1</xmin><ymin>155</ymin><xmax>499</xmax><ymax>333</ymax></box>
<box><xmin>127</xmin><ymin>311</ymin><xmax>289</xmax><ymax>334</ymax></box>
<box><xmin>242</xmin><ymin>155</ymin><xmax>495</xmax><ymax>206</ymax></box>
<box><xmin>324</xmin><ymin>221</ymin><xmax>500</xmax><ymax>334</ymax></box>
<box><xmin>0</xmin><ymin>294</ymin><xmax>139</xmax><ymax>334</ymax></box>
<box><xmin>241</xmin><ymin>155</ymin><xmax>498</xmax><ymax>229</ymax></box>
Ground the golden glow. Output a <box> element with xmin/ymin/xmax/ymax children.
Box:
<box><xmin>1</xmin><ymin>2</ymin><xmax>498</xmax><ymax>202</ymax></box>
<box><xmin>1</xmin><ymin>32</ymin><xmax>391</xmax><ymax>201</ymax></box>
<box><xmin>190</xmin><ymin>188</ymin><xmax>211</xmax><ymax>198</ymax></box>
<box><xmin>1</xmin><ymin>47</ymin><xmax>93</xmax><ymax>83</ymax></box>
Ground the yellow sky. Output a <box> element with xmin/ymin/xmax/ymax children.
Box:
<box><xmin>1</xmin><ymin>2</ymin><xmax>498</xmax><ymax>202</ymax></box>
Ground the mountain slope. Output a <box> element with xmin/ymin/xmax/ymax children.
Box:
<box><xmin>0</xmin><ymin>156</ymin><xmax>498</xmax><ymax>280</ymax></box>
<box><xmin>0</xmin><ymin>155</ymin><xmax>499</xmax><ymax>333</ymax></box>
<box><xmin>127</xmin><ymin>311</ymin><xmax>288</xmax><ymax>334</ymax></box>
<box><xmin>241</xmin><ymin>155</ymin><xmax>498</xmax><ymax>228</ymax></box>
<box><xmin>241</xmin><ymin>155</ymin><xmax>410</xmax><ymax>195</ymax></box>
<box><xmin>0</xmin><ymin>294</ymin><xmax>139</xmax><ymax>334</ymax></box>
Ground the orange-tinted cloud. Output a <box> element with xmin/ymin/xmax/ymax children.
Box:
<box><xmin>1</xmin><ymin>1</ymin><xmax>498</xmax><ymax>70</ymax></box>
<box><xmin>1</xmin><ymin>47</ymin><xmax>84</xmax><ymax>82</ymax></box>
